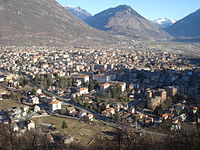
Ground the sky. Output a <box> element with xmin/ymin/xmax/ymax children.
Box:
<box><xmin>56</xmin><ymin>0</ymin><xmax>200</xmax><ymax>20</ymax></box>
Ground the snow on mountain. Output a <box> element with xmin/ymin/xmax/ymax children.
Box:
<box><xmin>153</xmin><ymin>18</ymin><xmax>176</xmax><ymax>28</ymax></box>
<box><xmin>64</xmin><ymin>5</ymin><xmax>92</xmax><ymax>20</ymax></box>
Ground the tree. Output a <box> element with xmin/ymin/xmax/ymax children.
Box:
<box><xmin>62</xmin><ymin>121</ymin><xmax>68</xmax><ymax>129</ymax></box>
<box><xmin>154</xmin><ymin>105</ymin><xmax>164</xmax><ymax>117</ymax></box>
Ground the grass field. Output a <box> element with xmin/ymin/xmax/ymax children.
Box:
<box><xmin>32</xmin><ymin>116</ymin><xmax>115</xmax><ymax>145</ymax></box>
<box><xmin>0</xmin><ymin>99</ymin><xmax>21</xmax><ymax>109</ymax></box>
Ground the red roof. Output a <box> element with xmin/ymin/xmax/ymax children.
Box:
<box><xmin>49</xmin><ymin>100</ymin><xmax>61</xmax><ymax>104</ymax></box>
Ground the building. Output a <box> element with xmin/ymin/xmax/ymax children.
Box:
<box><xmin>148</xmin><ymin>96</ymin><xmax>162</xmax><ymax>110</ymax></box>
<box><xmin>78</xmin><ymin>88</ymin><xmax>89</xmax><ymax>95</ymax></box>
<box><xmin>67</xmin><ymin>107</ymin><xmax>76</xmax><ymax>115</ymax></box>
<box><xmin>48</xmin><ymin>100</ymin><xmax>62</xmax><ymax>112</ymax></box>
<box><xmin>93</xmin><ymin>74</ymin><xmax>111</xmax><ymax>83</ymax></box>
<box><xmin>100</xmin><ymin>83</ymin><xmax>110</xmax><ymax>91</ymax></box>
<box><xmin>29</xmin><ymin>96</ymin><xmax>40</xmax><ymax>104</ymax></box>
<box><xmin>0</xmin><ymin>90</ymin><xmax>9</xmax><ymax>96</ymax></box>
<box><xmin>0</xmin><ymin>75</ymin><xmax>6</xmax><ymax>82</ymax></box>
<box><xmin>86</xmin><ymin>114</ymin><xmax>94</xmax><ymax>121</ymax></box>
<box><xmin>75</xmin><ymin>75</ymin><xmax>89</xmax><ymax>83</ymax></box>
<box><xmin>27</xmin><ymin>120</ymin><xmax>36</xmax><ymax>130</ymax></box>
<box><xmin>166</xmin><ymin>86</ymin><xmax>178</xmax><ymax>97</ymax></box>
<box><xmin>119</xmin><ymin>82</ymin><xmax>126</xmax><ymax>92</ymax></box>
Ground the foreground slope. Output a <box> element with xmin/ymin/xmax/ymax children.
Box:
<box><xmin>85</xmin><ymin>5</ymin><xmax>171</xmax><ymax>40</ymax></box>
<box><xmin>0</xmin><ymin>0</ymin><xmax>118</xmax><ymax>46</ymax></box>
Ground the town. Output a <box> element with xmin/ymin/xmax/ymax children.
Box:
<box><xmin>0</xmin><ymin>46</ymin><xmax>200</xmax><ymax>146</ymax></box>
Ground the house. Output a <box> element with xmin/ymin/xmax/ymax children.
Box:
<box><xmin>106</xmin><ymin>108</ymin><xmax>115</xmax><ymax>115</ymax></box>
<box><xmin>83</xmin><ymin>97</ymin><xmax>93</xmax><ymax>104</ymax></box>
<box><xmin>48</xmin><ymin>100</ymin><xmax>62</xmax><ymax>112</ymax></box>
<box><xmin>28</xmin><ymin>96</ymin><xmax>40</xmax><ymax>104</ymax></box>
<box><xmin>66</xmin><ymin>107</ymin><xmax>76</xmax><ymax>115</ymax></box>
<box><xmin>27</xmin><ymin>120</ymin><xmax>35</xmax><ymax>130</ymax></box>
<box><xmin>0</xmin><ymin>75</ymin><xmax>6</xmax><ymax>82</ymax></box>
<box><xmin>85</xmin><ymin>114</ymin><xmax>94</xmax><ymax>121</ymax></box>
<box><xmin>21</xmin><ymin>106</ymin><xmax>30</xmax><ymax>112</ymax></box>
<box><xmin>13</xmin><ymin>123</ymin><xmax>19</xmax><ymax>132</ymax></box>
<box><xmin>79</xmin><ymin>110</ymin><xmax>87</xmax><ymax>118</ymax></box>
<box><xmin>119</xmin><ymin>82</ymin><xmax>126</xmax><ymax>92</ymax></box>
<box><xmin>101</xmin><ymin>108</ymin><xmax>115</xmax><ymax>117</ymax></box>
<box><xmin>34</xmin><ymin>105</ymin><xmax>40</xmax><ymax>112</ymax></box>
<box><xmin>74</xmin><ymin>80</ymin><xmax>82</xmax><ymax>87</ymax></box>
<box><xmin>75</xmin><ymin>75</ymin><xmax>89</xmax><ymax>83</ymax></box>
<box><xmin>78</xmin><ymin>88</ymin><xmax>89</xmax><ymax>95</ymax></box>
<box><xmin>0</xmin><ymin>90</ymin><xmax>9</xmax><ymax>96</ymax></box>
<box><xmin>93</xmin><ymin>74</ymin><xmax>111</xmax><ymax>83</ymax></box>
<box><xmin>162</xmin><ymin>113</ymin><xmax>172</xmax><ymax>120</ymax></box>
<box><xmin>36</xmin><ymin>89</ymin><xmax>43</xmax><ymax>95</ymax></box>
<box><xmin>100</xmin><ymin>83</ymin><xmax>110</xmax><ymax>91</ymax></box>
<box><xmin>148</xmin><ymin>96</ymin><xmax>162</xmax><ymax>110</ymax></box>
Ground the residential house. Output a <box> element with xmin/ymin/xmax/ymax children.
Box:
<box><xmin>100</xmin><ymin>83</ymin><xmax>110</xmax><ymax>92</ymax></box>
<box><xmin>27</xmin><ymin>120</ymin><xmax>36</xmax><ymax>130</ymax></box>
<box><xmin>0</xmin><ymin>75</ymin><xmax>6</xmax><ymax>82</ymax></box>
<box><xmin>79</xmin><ymin>110</ymin><xmax>87</xmax><ymax>118</ymax></box>
<box><xmin>78</xmin><ymin>88</ymin><xmax>89</xmax><ymax>95</ymax></box>
<box><xmin>93</xmin><ymin>74</ymin><xmax>111</xmax><ymax>83</ymax></box>
<box><xmin>34</xmin><ymin>105</ymin><xmax>40</xmax><ymax>112</ymax></box>
<box><xmin>28</xmin><ymin>96</ymin><xmax>40</xmax><ymax>104</ymax></box>
<box><xmin>66</xmin><ymin>107</ymin><xmax>76</xmax><ymax>115</ymax></box>
<box><xmin>48</xmin><ymin>100</ymin><xmax>62</xmax><ymax>112</ymax></box>
<box><xmin>85</xmin><ymin>114</ymin><xmax>94</xmax><ymax>121</ymax></box>
<box><xmin>75</xmin><ymin>75</ymin><xmax>89</xmax><ymax>83</ymax></box>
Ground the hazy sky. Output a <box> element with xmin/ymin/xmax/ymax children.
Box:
<box><xmin>56</xmin><ymin>0</ymin><xmax>200</xmax><ymax>20</ymax></box>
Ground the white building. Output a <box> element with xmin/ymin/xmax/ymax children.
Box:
<box><xmin>48</xmin><ymin>100</ymin><xmax>62</xmax><ymax>112</ymax></box>
<box><xmin>100</xmin><ymin>83</ymin><xmax>110</xmax><ymax>91</ymax></box>
<box><xmin>27</xmin><ymin>120</ymin><xmax>36</xmax><ymax>130</ymax></box>
<box><xmin>29</xmin><ymin>96</ymin><xmax>40</xmax><ymax>104</ymax></box>
<box><xmin>93</xmin><ymin>74</ymin><xmax>111</xmax><ymax>83</ymax></box>
<box><xmin>76</xmin><ymin>75</ymin><xmax>89</xmax><ymax>83</ymax></box>
<box><xmin>78</xmin><ymin>88</ymin><xmax>89</xmax><ymax>95</ymax></box>
<box><xmin>34</xmin><ymin>105</ymin><xmax>41</xmax><ymax>112</ymax></box>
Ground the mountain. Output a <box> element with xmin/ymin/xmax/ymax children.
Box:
<box><xmin>85</xmin><ymin>5</ymin><xmax>171</xmax><ymax>40</ymax></box>
<box><xmin>153</xmin><ymin>18</ymin><xmax>176</xmax><ymax>28</ymax></box>
<box><xmin>166</xmin><ymin>9</ymin><xmax>200</xmax><ymax>37</ymax></box>
<box><xmin>64</xmin><ymin>5</ymin><xmax>92</xmax><ymax>20</ymax></box>
<box><xmin>0</xmin><ymin>0</ymin><xmax>119</xmax><ymax>47</ymax></box>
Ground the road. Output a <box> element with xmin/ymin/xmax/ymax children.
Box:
<box><xmin>1</xmin><ymin>69</ymin><xmax>167</xmax><ymax>138</ymax></box>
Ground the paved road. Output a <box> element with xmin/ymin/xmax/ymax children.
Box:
<box><xmin>42</xmin><ymin>88</ymin><xmax>167</xmax><ymax>138</ymax></box>
<box><xmin>1</xmin><ymin>69</ymin><xmax>167</xmax><ymax>138</ymax></box>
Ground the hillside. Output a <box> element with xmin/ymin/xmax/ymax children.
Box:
<box><xmin>166</xmin><ymin>9</ymin><xmax>200</xmax><ymax>37</ymax></box>
<box><xmin>85</xmin><ymin>5</ymin><xmax>171</xmax><ymax>40</ymax></box>
<box><xmin>0</xmin><ymin>0</ymin><xmax>119</xmax><ymax>47</ymax></box>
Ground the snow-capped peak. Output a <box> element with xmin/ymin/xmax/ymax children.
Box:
<box><xmin>153</xmin><ymin>18</ymin><xmax>176</xmax><ymax>28</ymax></box>
<box><xmin>63</xmin><ymin>5</ymin><xmax>92</xmax><ymax>20</ymax></box>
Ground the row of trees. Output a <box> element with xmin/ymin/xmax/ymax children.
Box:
<box><xmin>0</xmin><ymin>122</ymin><xmax>200</xmax><ymax>150</ymax></box>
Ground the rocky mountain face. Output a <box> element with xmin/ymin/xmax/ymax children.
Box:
<box><xmin>153</xmin><ymin>18</ymin><xmax>176</xmax><ymax>28</ymax></box>
<box><xmin>85</xmin><ymin>5</ymin><xmax>171</xmax><ymax>40</ymax></box>
<box><xmin>64</xmin><ymin>5</ymin><xmax>92</xmax><ymax>20</ymax></box>
<box><xmin>166</xmin><ymin>9</ymin><xmax>200</xmax><ymax>37</ymax></box>
<box><xmin>0</xmin><ymin>0</ymin><xmax>119</xmax><ymax>46</ymax></box>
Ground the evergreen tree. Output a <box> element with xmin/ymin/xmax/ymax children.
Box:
<box><xmin>61</xmin><ymin>121</ymin><xmax>68</xmax><ymax>129</ymax></box>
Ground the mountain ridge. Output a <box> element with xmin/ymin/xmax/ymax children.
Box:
<box><xmin>64</xmin><ymin>5</ymin><xmax>92</xmax><ymax>20</ymax></box>
<box><xmin>153</xmin><ymin>18</ymin><xmax>176</xmax><ymax>28</ymax></box>
<box><xmin>0</xmin><ymin>0</ymin><xmax>120</xmax><ymax>47</ymax></box>
<box><xmin>166</xmin><ymin>8</ymin><xmax>200</xmax><ymax>37</ymax></box>
<box><xmin>85</xmin><ymin>5</ymin><xmax>172</xmax><ymax>40</ymax></box>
